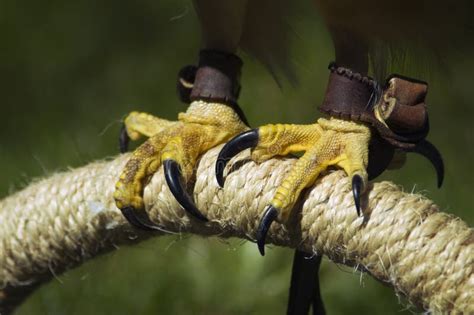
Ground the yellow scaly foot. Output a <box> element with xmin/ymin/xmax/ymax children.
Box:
<box><xmin>114</xmin><ymin>101</ymin><xmax>248</xmax><ymax>230</ymax></box>
<box><xmin>216</xmin><ymin>65</ymin><xmax>444</xmax><ymax>255</ymax></box>
<box><xmin>216</xmin><ymin>117</ymin><xmax>371</xmax><ymax>254</ymax></box>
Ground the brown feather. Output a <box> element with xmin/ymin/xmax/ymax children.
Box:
<box><xmin>194</xmin><ymin>0</ymin><xmax>474</xmax><ymax>83</ymax></box>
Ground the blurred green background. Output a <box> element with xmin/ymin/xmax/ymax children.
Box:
<box><xmin>1</xmin><ymin>1</ymin><xmax>472</xmax><ymax>314</ymax></box>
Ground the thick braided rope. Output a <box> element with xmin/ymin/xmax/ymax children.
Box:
<box><xmin>0</xmin><ymin>146</ymin><xmax>472</xmax><ymax>314</ymax></box>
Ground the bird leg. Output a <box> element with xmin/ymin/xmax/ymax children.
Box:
<box><xmin>215</xmin><ymin>28</ymin><xmax>443</xmax><ymax>315</ymax></box>
<box><xmin>216</xmin><ymin>62</ymin><xmax>443</xmax><ymax>255</ymax></box>
<box><xmin>114</xmin><ymin>50</ymin><xmax>249</xmax><ymax>230</ymax></box>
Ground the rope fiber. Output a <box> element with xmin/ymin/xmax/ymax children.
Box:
<box><xmin>0</xmin><ymin>146</ymin><xmax>472</xmax><ymax>314</ymax></box>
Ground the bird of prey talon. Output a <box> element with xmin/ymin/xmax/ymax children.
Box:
<box><xmin>114</xmin><ymin>103</ymin><xmax>248</xmax><ymax>229</ymax></box>
<box><xmin>218</xmin><ymin>116</ymin><xmax>372</xmax><ymax>251</ymax></box>
<box><xmin>111</xmin><ymin>0</ymin><xmax>461</xmax><ymax>313</ymax></box>
<box><xmin>114</xmin><ymin>51</ymin><xmax>249</xmax><ymax>230</ymax></box>
<box><xmin>216</xmin><ymin>64</ymin><xmax>444</xmax><ymax>254</ymax></box>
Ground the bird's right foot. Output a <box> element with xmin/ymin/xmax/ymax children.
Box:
<box><xmin>216</xmin><ymin>63</ymin><xmax>444</xmax><ymax>255</ymax></box>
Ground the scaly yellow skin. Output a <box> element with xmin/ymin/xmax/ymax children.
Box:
<box><xmin>114</xmin><ymin>101</ymin><xmax>370</xmax><ymax>225</ymax></box>
<box><xmin>114</xmin><ymin>101</ymin><xmax>248</xmax><ymax>210</ymax></box>
<box><xmin>252</xmin><ymin>117</ymin><xmax>371</xmax><ymax>222</ymax></box>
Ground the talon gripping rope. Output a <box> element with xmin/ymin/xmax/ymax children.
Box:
<box><xmin>0</xmin><ymin>147</ymin><xmax>472</xmax><ymax>314</ymax></box>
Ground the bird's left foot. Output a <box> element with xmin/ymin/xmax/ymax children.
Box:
<box><xmin>114</xmin><ymin>49</ymin><xmax>247</xmax><ymax>231</ymax></box>
<box><xmin>114</xmin><ymin>102</ymin><xmax>248</xmax><ymax>231</ymax></box>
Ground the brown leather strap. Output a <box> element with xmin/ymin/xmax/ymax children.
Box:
<box><xmin>176</xmin><ymin>50</ymin><xmax>248</xmax><ymax>126</ymax></box>
<box><xmin>319</xmin><ymin>63</ymin><xmax>379</xmax><ymax>122</ymax></box>
<box><xmin>177</xmin><ymin>65</ymin><xmax>197</xmax><ymax>104</ymax></box>
<box><xmin>190</xmin><ymin>50</ymin><xmax>242</xmax><ymax>105</ymax></box>
<box><xmin>382</xmin><ymin>74</ymin><xmax>428</xmax><ymax>134</ymax></box>
<box><xmin>319</xmin><ymin>63</ymin><xmax>429</xmax><ymax>149</ymax></box>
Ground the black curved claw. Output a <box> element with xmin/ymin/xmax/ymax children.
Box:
<box><xmin>407</xmin><ymin>140</ymin><xmax>444</xmax><ymax>188</ymax></box>
<box><xmin>121</xmin><ymin>206</ymin><xmax>175</xmax><ymax>234</ymax></box>
<box><xmin>119</xmin><ymin>124</ymin><xmax>130</xmax><ymax>153</ymax></box>
<box><xmin>352</xmin><ymin>175</ymin><xmax>363</xmax><ymax>216</ymax></box>
<box><xmin>163</xmin><ymin>159</ymin><xmax>208</xmax><ymax>222</ymax></box>
<box><xmin>215</xmin><ymin>129</ymin><xmax>259</xmax><ymax>188</ymax></box>
<box><xmin>256</xmin><ymin>206</ymin><xmax>279</xmax><ymax>256</ymax></box>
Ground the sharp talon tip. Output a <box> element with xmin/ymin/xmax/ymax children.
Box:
<box><xmin>257</xmin><ymin>240</ymin><xmax>266</xmax><ymax>256</ymax></box>
<box><xmin>256</xmin><ymin>206</ymin><xmax>279</xmax><ymax>256</ymax></box>
<box><xmin>215</xmin><ymin>160</ymin><xmax>225</xmax><ymax>188</ymax></box>
<box><xmin>436</xmin><ymin>171</ymin><xmax>443</xmax><ymax>189</ymax></box>
<box><xmin>352</xmin><ymin>175</ymin><xmax>362</xmax><ymax>216</ymax></box>
<box><xmin>121</xmin><ymin>206</ymin><xmax>170</xmax><ymax>232</ymax></box>
<box><xmin>119</xmin><ymin>124</ymin><xmax>130</xmax><ymax>153</ymax></box>
<box><xmin>408</xmin><ymin>140</ymin><xmax>444</xmax><ymax>190</ymax></box>
<box><xmin>215</xmin><ymin>129</ymin><xmax>259</xmax><ymax>188</ymax></box>
<box><xmin>164</xmin><ymin>159</ymin><xmax>208</xmax><ymax>222</ymax></box>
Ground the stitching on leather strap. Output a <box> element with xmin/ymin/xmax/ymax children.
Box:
<box><xmin>319</xmin><ymin>62</ymin><xmax>429</xmax><ymax>149</ymax></box>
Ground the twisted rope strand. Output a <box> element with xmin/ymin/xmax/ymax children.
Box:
<box><xmin>0</xmin><ymin>146</ymin><xmax>472</xmax><ymax>314</ymax></box>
